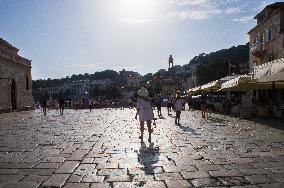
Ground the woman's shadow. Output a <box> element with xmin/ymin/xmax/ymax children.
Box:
<box><xmin>137</xmin><ymin>144</ymin><xmax>160</xmax><ymax>175</ymax></box>
<box><xmin>178</xmin><ymin>124</ymin><xmax>201</xmax><ymax>135</ymax></box>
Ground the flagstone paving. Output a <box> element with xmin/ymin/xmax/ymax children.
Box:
<box><xmin>0</xmin><ymin>108</ymin><xmax>283</xmax><ymax>188</ymax></box>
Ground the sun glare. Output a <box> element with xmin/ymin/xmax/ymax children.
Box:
<box><xmin>107</xmin><ymin>0</ymin><xmax>161</xmax><ymax>20</ymax></box>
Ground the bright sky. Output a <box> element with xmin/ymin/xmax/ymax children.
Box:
<box><xmin>0</xmin><ymin>0</ymin><xmax>280</xmax><ymax>79</ymax></box>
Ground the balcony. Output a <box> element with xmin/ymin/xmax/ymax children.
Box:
<box><xmin>250</xmin><ymin>43</ymin><xmax>266</xmax><ymax>57</ymax></box>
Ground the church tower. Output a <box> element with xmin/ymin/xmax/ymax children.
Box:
<box><xmin>168</xmin><ymin>55</ymin><xmax>173</xmax><ymax>69</ymax></box>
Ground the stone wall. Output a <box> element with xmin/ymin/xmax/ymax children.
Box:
<box><xmin>249</xmin><ymin>8</ymin><xmax>284</xmax><ymax>70</ymax></box>
<box><xmin>0</xmin><ymin>39</ymin><xmax>32</xmax><ymax>112</ymax></box>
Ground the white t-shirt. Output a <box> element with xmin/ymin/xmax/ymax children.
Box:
<box><xmin>137</xmin><ymin>98</ymin><xmax>154</xmax><ymax>121</ymax></box>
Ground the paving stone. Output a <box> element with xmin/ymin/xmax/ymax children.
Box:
<box><xmin>163</xmin><ymin>165</ymin><xmax>197</xmax><ymax>172</ymax></box>
<box><xmin>16</xmin><ymin>168</ymin><xmax>54</xmax><ymax>176</ymax></box>
<box><xmin>63</xmin><ymin>183</ymin><xmax>90</xmax><ymax>188</ymax></box>
<box><xmin>112</xmin><ymin>182</ymin><xmax>137</xmax><ymax>188</ymax></box>
<box><xmin>154</xmin><ymin>172</ymin><xmax>183</xmax><ymax>180</ymax></box>
<box><xmin>0</xmin><ymin>109</ymin><xmax>284</xmax><ymax>187</ymax></box>
<box><xmin>144</xmin><ymin>180</ymin><xmax>167</xmax><ymax>188</ymax></box>
<box><xmin>190</xmin><ymin>177</ymin><xmax>222</xmax><ymax>187</ymax></box>
<box><xmin>81</xmin><ymin>158</ymin><xmax>94</xmax><ymax>164</ymax></box>
<box><xmin>90</xmin><ymin>182</ymin><xmax>111</xmax><ymax>188</ymax></box>
<box><xmin>67</xmin><ymin>150</ymin><xmax>89</xmax><ymax>161</ymax></box>
<box><xmin>267</xmin><ymin>173</ymin><xmax>284</xmax><ymax>183</ymax></box>
<box><xmin>67</xmin><ymin>174</ymin><xmax>83</xmax><ymax>183</ymax></box>
<box><xmin>238</xmin><ymin>168</ymin><xmax>271</xmax><ymax>175</ymax></box>
<box><xmin>245</xmin><ymin>175</ymin><xmax>275</xmax><ymax>184</ymax></box>
<box><xmin>0</xmin><ymin>182</ymin><xmax>40</xmax><ymax>188</ymax></box>
<box><xmin>196</xmin><ymin>164</ymin><xmax>225</xmax><ymax>171</ymax></box>
<box><xmin>218</xmin><ymin>176</ymin><xmax>250</xmax><ymax>186</ymax></box>
<box><xmin>132</xmin><ymin>174</ymin><xmax>155</xmax><ymax>181</ymax></box>
<box><xmin>96</xmin><ymin>163</ymin><xmax>118</xmax><ymax>169</ymax></box>
<box><xmin>232</xmin><ymin>185</ymin><xmax>259</xmax><ymax>188</ymax></box>
<box><xmin>34</xmin><ymin>162</ymin><xmax>62</xmax><ymax>169</ymax></box>
<box><xmin>259</xmin><ymin>183</ymin><xmax>284</xmax><ymax>188</ymax></box>
<box><xmin>209</xmin><ymin>169</ymin><xmax>242</xmax><ymax>177</ymax></box>
<box><xmin>3</xmin><ymin>162</ymin><xmax>36</xmax><ymax>169</ymax></box>
<box><xmin>55</xmin><ymin>161</ymin><xmax>80</xmax><ymax>174</ymax></box>
<box><xmin>42</xmin><ymin>173</ymin><xmax>70</xmax><ymax>188</ymax></box>
<box><xmin>0</xmin><ymin>175</ymin><xmax>24</xmax><ymax>182</ymax></box>
<box><xmin>97</xmin><ymin>168</ymin><xmax>127</xmax><ymax>176</ymax></box>
<box><xmin>74</xmin><ymin>164</ymin><xmax>97</xmax><ymax>176</ymax></box>
<box><xmin>81</xmin><ymin>174</ymin><xmax>105</xmax><ymax>183</ymax></box>
<box><xmin>106</xmin><ymin>175</ymin><xmax>131</xmax><ymax>182</ymax></box>
<box><xmin>21</xmin><ymin>175</ymin><xmax>49</xmax><ymax>183</ymax></box>
<box><xmin>181</xmin><ymin>170</ymin><xmax>211</xmax><ymax>179</ymax></box>
<box><xmin>165</xmin><ymin>179</ymin><xmax>193</xmax><ymax>188</ymax></box>
<box><xmin>0</xmin><ymin>169</ymin><xmax>19</xmax><ymax>174</ymax></box>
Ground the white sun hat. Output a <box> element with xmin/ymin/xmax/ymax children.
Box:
<box><xmin>137</xmin><ymin>87</ymin><xmax>149</xmax><ymax>97</ymax></box>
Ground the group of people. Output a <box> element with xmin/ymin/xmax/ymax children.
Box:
<box><xmin>135</xmin><ymin>87</ymin><xmax>183</xmax><ymax>147</ymax></box>
<box><xmin>41</xmin><ymin>96</ymin><xmax>65</xmax><ymax>115</ymax></box>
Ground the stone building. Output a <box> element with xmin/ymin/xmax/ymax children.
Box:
<box><xmin>0</xmin><ymin>38</ymin><xmax>32</xmax><ymax>112</ymax></box>
<box><xmin>248</xmin><ymin>2</ymin><xmax>284</xmax><ymax>71</ymax></box>
<box><xmin>127</xmin><ymin>74</ymin><xmax>141</xmax><ymax>87</ymax></box>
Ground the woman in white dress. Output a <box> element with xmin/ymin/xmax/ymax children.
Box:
<box><xmin>135</xmin><ymin>87</ymin><xmax>154</xmax><ymax>145</ymax></box>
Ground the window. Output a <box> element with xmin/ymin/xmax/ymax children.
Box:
<box><xmin>254</xmin><ymin>36</ymin><xmax>258</xmax><ymax>45</ymax></box>
<box><xmin>26</xmin><ymin>77</ymin><xmax>29</xmax><ymax>90</ymax></box>
<box><xmin>268</xmin><ymin>29</ymin><xmax>272</xmax><ymax>41</ymax></box>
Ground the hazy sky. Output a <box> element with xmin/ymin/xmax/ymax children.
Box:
<box><xmin>0</xmin><ymin>0</ymin><xmax>280</xmax><ymax>79</ymax></box>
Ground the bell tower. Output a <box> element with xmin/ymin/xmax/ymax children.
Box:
<box><xmin>168</xmin><ymin>55</ymin><xmax>173</xmax><ymax>69</ymax></box>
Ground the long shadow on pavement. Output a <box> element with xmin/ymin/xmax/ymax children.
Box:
<box><xmin>207</xmin><ymin>116</ymin><xmax>228</xmax><ymax>124</ymax></box>
<box><xmin>178</xmin><ymin>124</ymin><xmax>201</xmax><ymax>135</ymax></box>
<box><xmin>137</xmin><ymin>145</ymin><xmax>160</xmax><ymax>175</ymax></box>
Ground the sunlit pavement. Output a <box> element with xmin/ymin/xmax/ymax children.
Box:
<box><xmin>0</xmin><ymin>108</ymin><xmax>283</xmax><ymax>188</ymax></box>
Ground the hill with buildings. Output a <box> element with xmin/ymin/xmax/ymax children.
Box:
<box><xmin>32</xmin><ymin>43</ymin><xmax>250</xmax><ymax>101</ymax></box>
<box><xmin>184</xmin><ymin>43</ymin><xmax>250</xmax><ymax>85</ymax></box>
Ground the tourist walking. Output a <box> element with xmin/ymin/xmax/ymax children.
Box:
<box><xmin>182</xmin><ymin>96</ymin><xmax>186</xmax><ymax>110</ymax></box>
<box><xmin>128</xmin><ymin>97</ymin><xmax>133</xmax><ymax>108</ymax></box>
<box><xmin>201</xmin><ymin>93</ymin><xmax>207</xmax><ymax>118</ymax></box>
<box><xmin>58</xmin><ymin>96</ymin><xmax>65</xmax><ymax>115</ymax></box>
<box><xmin>173</xmin><ymin>91</ymin><xmax>183</xmax><ymax>125</ymax></box>
<box><xmin>41</xmin><ymin>97</ymin><xmax>47</xmax><ymax>116</ymax></box>
<box><xmin>167</xmin><ymin>93</ymin><xmax>173</xmax><ymax>116</ymax></box>
<box><xmin>88</xmin><ymin>98</ymin><xmax>93</xmax><ymax>112</ymax></box>
<box><xmin>155</xmin><ymin>95</ymin><xmax>162</xmax><ymax>117</ymax></box>
<box><xmin>135</xmin><ymin>87</ymin><xmax>154</xmax><ymax>147</ymax></box>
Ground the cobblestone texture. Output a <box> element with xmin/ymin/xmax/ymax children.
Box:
<box><xmin>0</xmin><ymin>108</ymin><xmax>283</xmax><ymax>187</ymax></box>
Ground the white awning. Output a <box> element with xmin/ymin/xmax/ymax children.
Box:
<box><xmin>200</xmin><ymin>80</ymin><xmax>219</xmax><ymax>91</ymax></box>
<box><xmin>254</xmin><ymin>58</ymin><xmax>284</xmax><ymax>81</ymax></box>
<box><xmin>258</xmin><ymin>71</ymin><xmax>284</xmax><ymax>82</ymax></box>
<box><xmin>187</xmin><ymin>86</ymin><xmax>201</xmax><ymax>94</ymax></box>
<box><xmin>221</xmin><ymin>75</ymin><xmax>256</xmax><ymax>91</ymax></box>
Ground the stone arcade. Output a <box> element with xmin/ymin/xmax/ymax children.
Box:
<box><xmin>0</xmin><ymin>38</ymin><xmax>32</xmax><ymax>112</ymax></box>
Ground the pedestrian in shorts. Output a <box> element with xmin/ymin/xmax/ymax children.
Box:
<box><xmin>135</xmin><ymin>87</ymin><xmax>155</xmax><ymax>147</ymax></box>
<box><xmin>173</xmin><ymin>91</ymin><xmax>183</xmax><ymax>125</ymax></box>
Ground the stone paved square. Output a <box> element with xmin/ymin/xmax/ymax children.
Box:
<box><xmin>0</xmin><ymin>108</ymin><xmax>283</xmax><ymax>187</ymax></box>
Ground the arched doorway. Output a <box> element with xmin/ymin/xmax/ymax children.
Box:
<box><xmin>10</xmin><ymin>79</ymin><xmax>16</xmax><ymax>110</ymax></box>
